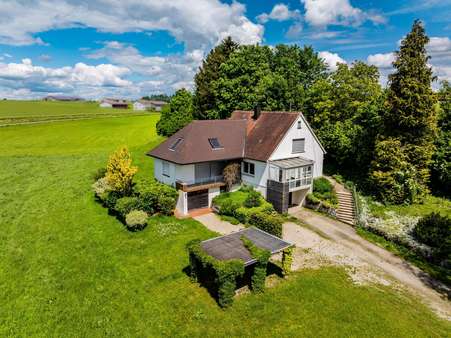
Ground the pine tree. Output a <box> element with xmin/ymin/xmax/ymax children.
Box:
<box><xmin>370</xmin><ymin>20</ymin><xmax>438</xmax><ymax>203</ymax></box>
<box><xmin>193</xmin><ymin>37</ymin><xmax>238</xmax><ymax>119</ymax></box>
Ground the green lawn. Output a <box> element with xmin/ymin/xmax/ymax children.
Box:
<box><xmin>0</xmin><ymin>100</ymin><xmax>147</xmax><ymax>126</ymax></box>
<box><xmin>0</xmin><ymin>113</ymin><xmax>449</xmax><ymax>336</ymax></box>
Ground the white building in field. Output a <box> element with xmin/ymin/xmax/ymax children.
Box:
<box><xmin>148</xmin><ymin>109</ymin><xmax>326</xmax><ymax>215</ymax></box>
<box><xmin>133</xmin><ymin>100</ymin><xmax>167</xmax><ymax>111</ymax></box>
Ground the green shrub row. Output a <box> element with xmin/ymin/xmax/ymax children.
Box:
<box><xmin>282</xmin><ymin>247</ymin><xmax>294</xmax><ymax>276</ymax></box>
<box><xmin>187</xmin><ymin>240</ymin><xmax>244</xmax><ymax>308</ymax></box>
<box><xmin>213</xmin><ymin>187</ymin><xmax>283</xmax><ymax>237</ymax></box>
<box><xmin>93</xmin><ymin>175</ymin><xmax>178</xmax><ymax>230</ymax></box>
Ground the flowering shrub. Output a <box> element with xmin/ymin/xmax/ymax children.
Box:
<box><xmin>125</xmin><ymin>210</ymin><xmax>149</xmax><ymax>230</ymax></box>
<box><xmin>357</xmin><ymin>196</ymin><xmax>430</xmax><ymax>255</ymax></box>
<box><xmin>92</xmin><ymin>177</ymin><xmax>112</xmax><ymax>197</ymax></box>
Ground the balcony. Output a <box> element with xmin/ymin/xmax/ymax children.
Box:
<box><xmin>268</xmin><ymin>157</ymin><xmax>314</xmax><ymax>192</ymax></box>
<box><xmin>176</xmin><ymin>175</ymin><xmax>225</xmax><ymax>192</ymax></box>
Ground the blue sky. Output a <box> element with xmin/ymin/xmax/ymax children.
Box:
<box><xmin>0</xmin><ymin>0</ymin><xmax>449</xmax><ymax>99</ymax></box>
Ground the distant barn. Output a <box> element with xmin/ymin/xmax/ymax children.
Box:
<box><xmin>133</xmin><ymin>99</ymin><xmax>167</xmax><ymax>112</ymax></box>
<box><xmin>99</xmin><ymin>98</ymin><xmax>129</xmax><ymax>109</ymax></box>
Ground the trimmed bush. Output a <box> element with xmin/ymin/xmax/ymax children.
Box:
<box><xmin>218</xmin><ymin>199</ymin><xmax>240</xmax><ymax>216</ymax></box>
<box><xmin>248</xmin><ymin>211</ymin><xmax>283</xmax><ymax>238</ymax></box>
<box><xmin>242</xmin><ymin>237</ymin><xmax>270</xmax><ymax>293</ymax></box>
<box><xmin>244</xmin><ymin>190</ymin><xmax>261</xmax><ymax>208</ymax></box>
<box><xmin>102</xmin><ymin>190</ymin><xmax>122</xmax><ymax>210</ymax></box>
<box><xmin>413</xmin><ymin>213</ymin><xmax>451</xmax><ymax>261</ymax></box>
<box><xmin>134</xmin><ymin>181</ymin><xmax>178</xmax><ymax>215</ymax></box>
<box><xmin>114</xmin><ymin>196</ymin><xmax>141</xmax><ymax>218</ymax></box>
<box><xmin>92</xmin><ymin>177</ymin><xmax>112</xmax><ymax>197</ymax></box>
<box><xmin>125</xmin><ymin>210</ymin><xmax>149</xmax><ymax>231</ymax></box>
<box><xmin>306</xmin><ymin>193</ymin><xmax>320</xmax><ymax>205</ymax></box>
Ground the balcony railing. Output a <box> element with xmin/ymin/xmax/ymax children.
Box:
<box><xmin>177</xmin><ymin>175</ymin><xmax>224</xmax><ymax>187</ymax></box>
<box><xmin>288</xmin><ymin>177</ymin><xmax>312</xmax><ymax>191</ymax></box>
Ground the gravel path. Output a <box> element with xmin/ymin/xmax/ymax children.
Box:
<box><xmin>289</xmin><ymin>208</ymin><xmax>451</xmax><ymax>320</ymax></box>
<box><xmin>194</xmin><ymin>210</ymin><xmax>451</xmax><ymax>320</ymax></box>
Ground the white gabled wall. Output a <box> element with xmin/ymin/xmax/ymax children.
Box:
<box><xmin>241</xmin><ymin>159</ymin><xmax>269</xmax><ymax>196</ymax></box>
<box><xmin>269</xmin><ymin>115</ymin><xmax>324</xmax><ymax>178</ymax></box>
<box><xmin>153</xmin><ymin>158</ymin><xmax>195</xmax><ymax>186</ymax></box>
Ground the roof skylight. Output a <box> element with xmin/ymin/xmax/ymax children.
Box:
<box><xmin>169</xmin><ymin>138</ymin><xmax>183</xmax><ymax>151</ymax></box>
<box><xmin>208</xmin><ymin>137</ymin><xmax>223</xmax><ymax>149</ymax></box>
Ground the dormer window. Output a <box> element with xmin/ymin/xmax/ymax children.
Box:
<box><xmin>169</xmin><ymin>138</ymin><xmax>183</xmax><ymax>151</ymax></box>
<box><xmin>297</xmin><ymin>120</ymin><xmax>302</xmax><ymax>129</ymax></box>
<box><xmin>208</xmin><ymin>138</ymin><xmax>223</xmax><ymax>149</ymax></box>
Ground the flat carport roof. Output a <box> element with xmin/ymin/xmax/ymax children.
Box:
<box><xmin>200</xmin><ymin>227</ymin><xmax>293</xmax><ymax>266</ymax></box>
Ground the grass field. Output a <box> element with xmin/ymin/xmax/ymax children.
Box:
<box><xmin>0</xmin><ymin>100</ymin><xmax>148</xmax><ymax>126</ymax></box>
<box><xmin>0</xmin><ymin>111</ymin><xmax>449</xmax><ymax>336</ymax></box>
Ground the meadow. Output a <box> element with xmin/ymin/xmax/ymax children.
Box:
<box><xmin>0</xmin><ymin>100</ymin><xmax>147</xmax><ymax>126</ymax></box>
<box><xmin>0</xmin><ymin>110</ymin><xmax>449</xmax><ymax>336</ymax></box>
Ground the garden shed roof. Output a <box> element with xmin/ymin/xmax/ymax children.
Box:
<box><xmin>200</xmin><ymin>227</ymin><xmax>293</xmax><ymax>266</ymax></box>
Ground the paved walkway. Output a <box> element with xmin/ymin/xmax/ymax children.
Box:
<box><xmin>290</xmin><ymin>207</ymin><xmax>451</xmax><ymax>320</ymax></box>
<box><xmin>193</xmin><ymin>212</ymin><xmax>244</xmax><ymax>235</ymax></box>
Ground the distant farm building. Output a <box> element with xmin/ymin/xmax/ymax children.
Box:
<box><xmin>99</xmin><ymin>99</ymin><xmax>129</xmax><ymax>109</ymax></box>
<box><xmin>44</xmin><ymin>95</ymin><xmax>84</xmax><ymax>101</ymax></box>
<box><xmin>133</xmin><ymin>100</ymin><xmax>167</xmax><ymax>111</ymax></box>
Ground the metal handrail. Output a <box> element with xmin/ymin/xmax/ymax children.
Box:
<box><xmin>177</xmin><ymin>175</ymin><xmax>224</xmax><ymax>187</ymax></box>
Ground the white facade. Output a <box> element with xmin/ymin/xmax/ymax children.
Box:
<box><xmin>241</xmin><ymin>114</ymin><xmax>324</xmax><ymax>200</ymax></box>
<box><xmin>100</xmin><ymin>102</ymin><xmax>112</xmax><ymax>108</ymax></box>
<box><xmin>153</xmin><ymin>113</ymin><xmax>325</xmax><ymax>215</ymax></box>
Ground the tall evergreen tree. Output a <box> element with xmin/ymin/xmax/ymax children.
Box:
<box><xmin>193</xmin><ymin>37</ymin><xmax>238</xmax><ymax>119</ymax></box>
<box><xmin>370</xmin><ymin>20</ymin><xmax>438</xmax><ymax>203</ymax></box>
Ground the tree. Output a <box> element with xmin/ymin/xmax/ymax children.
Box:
<box><xmin>105</xmin><ymin>146</ymin><xmax>138</xmax><ymax>195</ymax></box>
<box><xmin>430</xmin><ymin>81</ymin><xmax>451</xmax><ymax>197</ymax></box>
<box><xmin>370</xmin><ymin>20</ymin><xmax>438</xmax><ymax>203</ymax></box>
<box><xmin>193</xmin><ymin>37</ymin><xmax>238</xmax><ymax>119</ymax></box>
<box><xmin>304</xmin><ymin>62</ymin><xmax>383</xmax><ymax>177</ymax></box>
<box><xmin>156</xmin><ymin>88</ymin><xmax>193</xmax><ymax>136</ymax></box>
<box><xmin>222</xmin><ymin>162</ymin><xmax>241</xmax><ymax>191</ymax></box>
<box><xmin>198</xmin><ymin>43</ymin><xmax>327</xmax><ymax>119</ymax></box>
<box><xmin>141</xmin><ymin>94</ymin><xmax>171</xmax><ymax>102</ymax></box>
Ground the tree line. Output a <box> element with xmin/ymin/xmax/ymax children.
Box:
<box><xmin>156</xmin><ymin>20</ymin><xmax>449</xmax><ymax>204</ymax></box>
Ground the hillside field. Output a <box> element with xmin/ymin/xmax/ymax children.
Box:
<box><xmin>0</xmin><ymin>109</ymin><xmax>449</xmax><ymax>336</ymax></box>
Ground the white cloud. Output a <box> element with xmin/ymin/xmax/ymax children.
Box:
<box><xmin>257</xmin><ymin>4</ymin><xmax>301</xmax><ymax>23</ymax></box>
<box><xmin>367</xmin><ymin>52</ymin><xmax>395</xmax><ymax>69</ymax></box>
<box><xmin>318</xmin><ymin>51</ymin><xmax>346</xmax><ymax>71</ymax></box>
<box><xmin>366</xmin><ymin>36</ymin><xmax>451</xmax><ymax>86</ymax></box>
<box><xmin>285</xmin><ymin>22</ymin><xmax>303</xmax><ymax>39</ymax></box>
<box><xmin>301</xmin><ymin>0</ymin><xmax>385</xmax><ymax>27</ymax></box>
<box><xmin>0</xmin><ymin>0</ymin><xmax>263</xmax><ymax>50</ymax></box>
<box><xmin>0</xmin><ymin>58</ymin><xmax>131</xmax><ymax>99</ymax></box>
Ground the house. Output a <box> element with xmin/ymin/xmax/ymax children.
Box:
<box><xmin>147</xmin><ymin>109</ymin><xmax>326</xmax><ymax>215</ymax></box>
<box><xmin>133</xmin><ymin>100</ymin><xmax>167</xmax><ymax>111</ymax></box>
<box><xmin>99</xmin><ymin>98</ymin><xmax>129</xmax><ymax>109</ymax></box>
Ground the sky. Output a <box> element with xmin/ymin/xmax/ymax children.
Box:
<box><xmin>0</xmin><ymin>0</ymin><xmax>450</xmax><ymax>99</ymax></box>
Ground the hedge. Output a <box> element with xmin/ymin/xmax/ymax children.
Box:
<box><xmin>187</xmin><ymin>240</ymin><xmax>244</xmax><ymax>308</ymax></box>
<box><xmin>248</xmin><ymin>211</ymin><xmax>283</xmax><ymax>238</ymax></box>
<box><xmin>242</xmin><ymin>237</ymin><xmax>270</xmax><ymax>293</ymax></box>
<box><xmin>282</xmin><ymin>247</ymin><xmax>294</xmax><ymax>276</ymax></box>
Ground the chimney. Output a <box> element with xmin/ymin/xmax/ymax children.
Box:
<box><xmin>253</xmin><ymin>104</ymin><xmax>261</xmax><ymax>120</ymax></box>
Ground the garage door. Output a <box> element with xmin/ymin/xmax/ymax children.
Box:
<box><xmin>187</xmin><ymin>189</ymin><xmax>209</xmax><ymax>210</ymax></box>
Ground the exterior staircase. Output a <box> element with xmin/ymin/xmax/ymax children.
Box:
<box><xmin>336</xmin><ymin>190</ymin><xmax>355</xmax><ymax>225</ymax></box>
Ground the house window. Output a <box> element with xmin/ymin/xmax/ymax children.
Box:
<box><xmin>292</xmin><ymin>138</ymin><xmax>305</xmax><ymax>153</ymax></box>
<box><xmin>297</xmin><ymin>120</ymin><xmax>302</xmax><ymax>129</ymax></box>
<box><xmin>162</xmin><ymin>161</ymin><xmax>170</xmax><ymax>177</ymax></box>
<box><xmin>242</xmin><ymin>161</ymin><xmax>255</xmax><ymax>176</ymax></box>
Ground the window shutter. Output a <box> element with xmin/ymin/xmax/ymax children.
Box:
<box><xmin>292</xmin><ymin>138</ymin><xmax>305</xmax><ymax>153</ymax></box>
